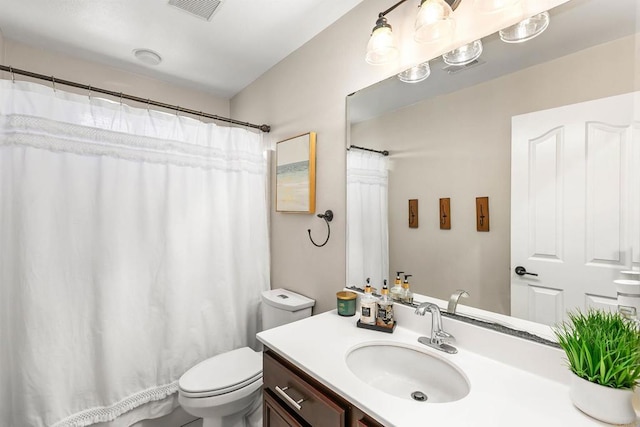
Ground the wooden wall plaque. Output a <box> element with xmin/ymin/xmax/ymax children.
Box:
<box><xmin>439</xmin><ymin>198</ymin><xmax>451</xmax><ymax>230</ymax></box>
<box><xmin>476</xmin><ymin>197</ymin><xmax>490</xmax><ymax>232</ymax></box>
<box><xmin>408</xmin><ymin>199</ymin><xmax>418</xmax><ymax>228</ymax></box>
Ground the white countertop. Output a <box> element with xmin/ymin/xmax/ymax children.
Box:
<box><xmin>257</xmin><ymin>309</ymin><xmax>615</xmax><ymax>427</ymax></box>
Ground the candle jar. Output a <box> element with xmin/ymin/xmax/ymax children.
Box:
<box><xmin>336</xmin><ymin>291</ymin><xmax>357</xmax><ymax>316</ymax></box>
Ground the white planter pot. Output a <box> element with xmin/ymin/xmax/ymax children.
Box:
<box><xmin>569</xmin><ymin>372</ymin><xmax>637</xmax><ymax>425</ymax></box>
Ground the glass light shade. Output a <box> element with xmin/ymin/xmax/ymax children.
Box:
<box><xmin>473</xmin><ymin>0</ymin><xmax>520</xmax><ymax>14</ymax></box>
<box><xmin>365</xmin><ymin>21</ymin><xmax>398</xmax><ymax>65</ymax></box>
<box><xmin>499</xmin><ymin>11</ymin><xmax>550</xmax><ymax>43</ymax></box>
<box><xmin>397</xmin><ymin>62</ymin><xmax>431</xmax><ymax>83</ymax></box>
<box><xmin>414</xmin><ymin>0</ymin><xmax>455</xmax><ymax>44</ymax></box>
<box><xmin>442</xmin><ymin>39</ymin><xmax>483</xmax><ymax>66</ymax></box>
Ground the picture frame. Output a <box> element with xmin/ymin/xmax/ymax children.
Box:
<box><xmin>276</xmin><ymin>132</ymin><xmax>316</xmax><ymax>213</ymax></box>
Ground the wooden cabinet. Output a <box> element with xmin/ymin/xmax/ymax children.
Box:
<box><xmin>262</xmin><ymin>349</ymin><xmax>384</xmax><ymax>427</ymax></box>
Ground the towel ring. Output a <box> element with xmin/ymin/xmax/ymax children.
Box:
<box><xmin>308</xmin><ymin>210</ymin><xmax>333</xmax><ymax>248</ymax></box>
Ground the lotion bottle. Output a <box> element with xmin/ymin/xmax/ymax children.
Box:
<box><xmin>401</xmin><ymin>274</ymin><xmax>414</xmax><ymax>304</ymax></box>
<box><xmin>360</xmin><ymin>278</ymin><xmax>378</xmax><ymax>325</ymax></box>
<box><xmin>390</xmin><ymin>271</ymin><xmax>404</xmax><ymax>302</ymax></box>
<box><xmin>376</xmin><ymin>280</ymin><xmax>394</xmax><ymax>328</ymax></box>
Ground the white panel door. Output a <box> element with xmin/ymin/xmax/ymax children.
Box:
<box><xmin>511</xmin><ymin>92</ymin><xmax>639</xmax><ymax>325</ymax></box>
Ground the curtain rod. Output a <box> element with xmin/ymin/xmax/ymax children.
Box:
<box><xmin>349</xmin><ymin>145</ymin><xmax>389</xmax><ymax>156</ymax></box>
<box><xmin>0</xmin><ymin>64</ymin><xmax>271</xmax><ymax>133</ymax></box>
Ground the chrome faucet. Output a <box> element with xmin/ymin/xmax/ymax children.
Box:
<box><xmin>414</xmin><ymin>303</ymin><xmax>457</xmax><ymax>354</ymax></box>
<box><xmin>447</xmin><ymin>290</ymin><xmax>469</xmax><ymax>314</ymax></box>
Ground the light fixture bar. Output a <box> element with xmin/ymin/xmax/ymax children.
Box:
<box><xmin>378</xmin><ymin>0</ymin><xmax>410</xmax><ymax>18</ymax></box>
<box><xmin>446</xmin><ymin>0</ymin><xmax>463</xmax><ymax>10</ymax></box>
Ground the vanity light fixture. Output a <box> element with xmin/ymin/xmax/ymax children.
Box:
<box><xmin>397</xmin><ymin>61</ymin><xmax>431</xmax><ymax>83</ymax></box>
<box><xmin>365</xmin><ymin>0</ymin><xmax>462</xmax><ymax>64</ymax></box>
<box><xmin>366</xmin><ymin>0</ymin><xmax>539</xmax><ymax>67</ymax></box>
<box><xmin>499</xmin><ymin>11</ymin><xmax>550</xmax><ymax>43</ymax></box>
<box><xmin>442</xmin><ymin>39</ymin><xmax>483</xmax><ymax>66</ymax></box>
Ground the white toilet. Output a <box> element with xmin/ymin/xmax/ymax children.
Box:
<box><xmin>178</xmin><ymin>288</ymin><xmax>315</xmax><ymax>427</ymax></box>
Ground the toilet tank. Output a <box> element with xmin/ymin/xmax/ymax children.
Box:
<box><xmin>261</xmin><ymin>288</ymin><xmax>315</xmax><ymax>330</ymax></box>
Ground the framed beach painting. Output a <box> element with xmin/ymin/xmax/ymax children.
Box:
<box><xmin>276</xmin><ymin>132</ymin><xmax>316</xmax><ymax>213</ymax></box>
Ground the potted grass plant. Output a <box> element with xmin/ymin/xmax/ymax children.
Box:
<box><xmin>554</xmin><ymin>309</ymin><xmax>640</xmax><ymax>425</ymax></box>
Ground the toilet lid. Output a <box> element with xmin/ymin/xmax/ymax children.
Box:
<box><xmin>179</xmin><ymin>347</ymin><xmax>262</xmax><ymax>395</ymax></box>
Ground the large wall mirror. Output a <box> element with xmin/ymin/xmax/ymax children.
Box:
<box><xmin>346</xmin><ymin>0</ymin><xmax>639</xmax><ymax>327</ymax></box>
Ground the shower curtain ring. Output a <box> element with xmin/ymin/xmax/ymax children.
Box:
<box><xmin>51</xmin><ymin>76</ymin><xmax>56</xmax><ymax>92</ymax></box>
<box><xmin>146</xmin><ymin>99</ymin><xmax>151</xmax><ymax>112</ymax></box>
<box><xmin>119</xmin><ymin>92</ymin><xmax>123</xmax><ymax>105</ymax></box>
<box><xmin>176</xmin><ymin>106</ymin><xmax>180</xmax><ymax>117</ymax></box>
<box><xmin>88</xmin><ymin>85</ymin><xmax>92</xmax><ymax>100</ymax></box>
<box><xmin>9</xmin><ymin>66</ymin><xmax>15</xmax><ymax>84</ymax></box>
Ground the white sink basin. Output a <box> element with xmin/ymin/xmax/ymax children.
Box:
<box><xmin>345</xmin><ymin>342</ymin><xmax>470</xmax><ymax>403</ymax></box>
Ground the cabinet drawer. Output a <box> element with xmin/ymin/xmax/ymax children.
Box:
<box><xmin>264</xmin><ymin>390</ymin><xmax>305</xmax><ymax>427</ymax></box>
<box><xmin>351</xmin><ymin>407</ymin><xmax>385</xmax><ymax>427</ymax></box>
<box><xmin>263</xmin><ymin>351</ymin><xmax>346</xmax><ymax>426</ymax></box>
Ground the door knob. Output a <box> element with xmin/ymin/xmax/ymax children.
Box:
<box><xmin>515</xmin><ymin>266</ymin><xmax>538</xmax><ymax>276</ymax></box>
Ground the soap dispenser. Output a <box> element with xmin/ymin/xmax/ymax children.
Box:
<box><xmin>376</xmin><ymin>280</ymin><xmax>394</xmax><ymax>328</ymax></box>
<box><xmin>360</xmin><ymin>278</ymin><xmax>378</xmax><ymax>325</ymax></box>
<box><xmin>401</xmin><ymin>274</ymin><xmax>413</xmax><ymax>304</ymax></box>
<box><xmin>390</xmin><ymin>271</ymin><xmax>404</xmax><ymax>302</ymax></box>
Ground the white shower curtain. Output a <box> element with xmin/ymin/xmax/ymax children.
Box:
<box><xmin>346</xmin><ymin>149</ymin><xmax>389</xmax><ymax>289</ymax></box>
<box><xmin>0</xmin><ymin>81</ymin><xmax>270</xmax><ymax>427</ymax></box>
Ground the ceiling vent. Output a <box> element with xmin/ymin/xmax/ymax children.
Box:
<box><xmin>168</xmin><ymin>0</ymin><xmax>222</xmax><ymax>21</ymax></box>
<box><xmin>443</xmin><ymin>59</ymin><xmax>486</xmax><ymax>75</ymax></box>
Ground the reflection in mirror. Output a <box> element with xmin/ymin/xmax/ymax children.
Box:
<box><xmin>347</xmin><ymin>146</ymin><xmax>390</xmax><ymax>288</ymax></box>
<box><xmin>346</xmin><ymin>0</ymin><xmax>640</xmax><ymax>327</ymax></box>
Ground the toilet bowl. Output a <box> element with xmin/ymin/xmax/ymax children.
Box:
<box><xmin>178</xmin><ymin>289</ymin><xmax>315</xmax><ymax>427</ymax></box>
<box><xmin>178</xmin><ymin>347</ymin><xmax>262</xmax><ymax>427</ymax></box>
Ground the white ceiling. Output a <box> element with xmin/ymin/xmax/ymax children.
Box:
<box><xmin>0</xmin><ymin>0</ymin><xmax>364</xmax><ymax>98</ymax></box>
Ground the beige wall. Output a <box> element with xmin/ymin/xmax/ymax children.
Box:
<box><xmin>230</xmin><ymin>2</ymin><xmax>395</xmax><ymax>314</ymax></box>
<box><xmin>2</xmin><ymin>40</ymin><xmax>229</xmax><ymax>117</ymax></box>
<box><xmin>351</xmin><ymin>35</ymin><xmax>636</xmax><ymax>315</ymax></box>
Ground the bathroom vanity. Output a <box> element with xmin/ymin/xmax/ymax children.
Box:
<box><xmin>257</xmin><ymin>299</ymin><xmax>621</xmax><ymax>427</ymax></box>
<box><xmin>263</xmin><ymin>349</ymin><xmax>382</xmax><ymax>426</ymax></box>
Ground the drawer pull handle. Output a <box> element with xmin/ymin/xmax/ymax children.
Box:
<box><xmin>275</xmin><ymin>385</ymin><xmax>305</xmax><ymax>410</ymax></box>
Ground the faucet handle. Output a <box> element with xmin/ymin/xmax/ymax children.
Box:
<box><xmin>434</xmin><ymin>330</ymin><xmax>455</xmax><ymax>344</ymax></box>
<box><xmin>447</xmin><ymin>290</ymin><xmax>469</xmax><ymax>314</ymax></box>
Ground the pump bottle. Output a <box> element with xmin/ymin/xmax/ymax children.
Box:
<box><xmin>401</xmin><ymin>274</ymin><xmax>413</xmax><ymax>304</ymax></box>
<box><xmin>390</xmin><ymin>271</ymin><xmax>404</xmax><ymax>302</ymax></box>
<box><xmin>360</xmin><ymin>278</ymin><xmax>378</xmax><ymax>325</ymax></box>
<box><xmin>376</xmin><ymin>280</ymin><xmax>394</xmax><ymax>328</ymax></box>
